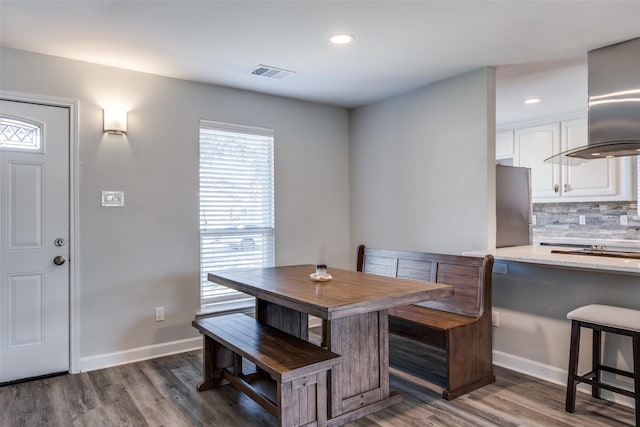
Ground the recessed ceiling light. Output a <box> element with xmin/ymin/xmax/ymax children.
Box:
<box><xmin>524</xmin><ymin>98</ymin><xmax>541</xmax><ymax>104</ymax></box>
<box><xmin>330</xmin><ymin>33</ymin><xmax>355</xmax><ymax>45</ymax></box>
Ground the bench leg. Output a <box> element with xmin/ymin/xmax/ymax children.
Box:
<box><xmin>443</xmin><ymin>323</ymin><xmax>495</xmax><ymax>400</ymax></box>
<box><xmin>315</xmin><ymin>371</ymin><xmax>328</xmax><ymax>427</ymax></box>
<box><xmin>278</xmin><ymin>371</ymin><xmax>329</xmax><ymax>427</ymax></box>
<box><xmin>233</xmin><ymin>353</ymin><xmax>243</xmax><ymax>376</ymax></box>
<box><xmin>198</xmin><ymin>335</ymin><xmax>234</xmax><ymax>391</ymax></box>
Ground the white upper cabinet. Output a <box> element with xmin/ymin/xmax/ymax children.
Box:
<box><xmin>514</xmin><ymin>123</ymin><xmax>562</xmax><ymax>200</ymax></box>
<box><xmin>561</xmin><ymin>118</ymin><xmax>620</xmax><ymax>199</ymax></box>
<box><xmin>496</xmin><ymin>129</ymin><xmax>515</xmax><ymax>159</ymax></box>
<box><xmin>509</xmin><ymin>117</ymin><xmax>635</xmax><ymax>203</ymax></box>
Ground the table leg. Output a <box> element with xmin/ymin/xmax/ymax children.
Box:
<box><xmin>253</xmin><ymin>301</ymin><xmax>402</xmax><ymax>425</ymax></box>
<box><xmin>326</xmin><ymin>309</ymin><xmax>402</xmax><ymax>424</ymax></box>
<box><xmin>256</xmin><ymin>299</ymin><xmax>308</xmax><ymax>339</ymax></box>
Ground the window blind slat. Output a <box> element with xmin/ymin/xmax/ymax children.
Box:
<box><xmin>199</xmin><ymin>121</ymin><xmax>275</xmax><ymax>308</ymax></box>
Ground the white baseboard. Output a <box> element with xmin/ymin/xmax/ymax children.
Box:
<box><xmin>78</xmin><ymin>317</ymin><xmax>323</xmax><ymax>374</ymax></box>
<box><xmin>493</xmin><ymin>349</ymin><xmax>567</xmax><ymax>385</ymax></box>
<box><xmin>78</xmin><ymin>337</ymin><xmax>202</xmax><ymax>372</ymax></box>
<box><xmin>493</xmin><ymin>349</ymin><xmax>634</xmax><ymax>409</ymax></box>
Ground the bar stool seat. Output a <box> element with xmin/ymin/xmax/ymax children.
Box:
<box><xmin>565</xmin><ymin>304</ymin><xmax>640</xmax><ymax>426</ymax></box>
<box><xmin>569</xmin><ymin>304</ymin><xmax>640</xmax><ymax>332</ymax></box>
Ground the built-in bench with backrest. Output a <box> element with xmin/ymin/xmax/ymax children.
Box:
<box><xmin>357</xmin><ymin>244</ymin><xmax>495</xmax><ymax>400</ymax></box>
<box><xmin>193</xmin><ymin>313</ymin><xmax>342</xmax><ymax>427</ymax></box>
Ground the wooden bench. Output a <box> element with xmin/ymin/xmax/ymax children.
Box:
<box><xmin>192</xmin><ymin>313</ymin><xmax>342</xmax><ymax>427</ymax></box>
<box><xmin>357</xmin><ymin>244</ymin><xmax>495</xmax><ymax>400</ymax></box>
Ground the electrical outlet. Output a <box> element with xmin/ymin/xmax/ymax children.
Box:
<box><xmin>492</xmin><ymin>311</ymin><xmax>500</xmax><ymax>327</ymax></box>
<box><xmin>155</xmin><ymin>306</ymin><xmax>165</xmax><ymax>322</ymax></box>
<box><xmin>579</xmin><ymin>215</ymin><xmax>586</xmax><ymax>225</ymax></box>
<box><xmin>621</xmin><ymin>215</ymin><xmax>628</xmax><ymax>226</ymax></box>
<box><xmin>493</xmin><ymin>263</ymin><xmax>508</xmax><ymax>274</ymax></box>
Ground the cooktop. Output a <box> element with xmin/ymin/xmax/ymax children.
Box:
<box><xmin>550</xmin><ymin>247</ymin><xmax>640</xmax><ymax>260</ymax></box>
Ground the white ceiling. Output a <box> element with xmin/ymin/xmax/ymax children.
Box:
<box><xmin>1</xmin><ymin>1</ymin><xmax>640</xmax><ymax>124</ymax></box>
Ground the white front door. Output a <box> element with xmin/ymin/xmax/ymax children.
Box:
<box><xmin>0</xmin><ymin>99</ymin><xmax>70</xmax><ymax>383</ymax></box>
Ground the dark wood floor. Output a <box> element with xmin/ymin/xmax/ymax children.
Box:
<box><xmin>1</xmin><ymin>331</ymin><xmax>634</xmax><ymax>426</ymax></box>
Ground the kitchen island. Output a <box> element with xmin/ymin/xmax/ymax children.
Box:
<box><xmin>464</xmin><ymin>244</ymin><xmax>640</xmax><ymax>409</ymax></box>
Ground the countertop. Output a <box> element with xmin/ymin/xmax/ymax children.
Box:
<box><xmin>464</xmin><ymin>245</ymin><xmax>640</xmax><ymax>275</ymax></box>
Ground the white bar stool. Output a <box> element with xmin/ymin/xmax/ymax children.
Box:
<box><xmin>565</xmin><ymin>304</ymin><xmax>640</xmax><ymax>426</ymax></box>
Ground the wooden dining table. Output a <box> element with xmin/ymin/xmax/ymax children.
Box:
<box><xmin>208</xmin><ymin>264</ymin><xmax>453</xmax><ymax>426</ymax></box>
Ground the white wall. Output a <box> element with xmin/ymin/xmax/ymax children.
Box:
<box><xmin>0</xmin><ymin>48</ymin><xmax>351</xmax><ymax>362</ymax></box>
<box><xmin>349</xmin><ymin>68</ymin><xmax>496</xmax><ymax>256</ymax></box>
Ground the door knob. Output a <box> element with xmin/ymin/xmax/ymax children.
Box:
<box><xmin>53</xmin><ymin>256</ymin><xmax>66</xmax><ymax>266</ymax></box>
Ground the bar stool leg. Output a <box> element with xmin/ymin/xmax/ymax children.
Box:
<box><xmin>592</xmin><ymin>328</ymin><xmax>601</xmax><ymax>399</ymax></box>
<box><xmin>566</xmin><ymin>320</ymin><xmax>581</xmax><ymax>413</ymax></box>
<box><xmin>633</xmin><ymin>331</ymin><xmax>640</xmax><ymax>427</ymax></box>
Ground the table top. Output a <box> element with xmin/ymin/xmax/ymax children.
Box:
<box><xmin>208</xmin><ymin>264</ymin><xmax>453</xmax><ymax>320</ymax></box>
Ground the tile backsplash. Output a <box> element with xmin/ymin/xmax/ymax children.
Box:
<box><xmin>533</xmin><ymin>202</ymin><xmax>640</xmax><ymax>241</ymax></box>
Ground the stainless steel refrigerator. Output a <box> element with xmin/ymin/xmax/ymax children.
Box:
<box><xmin>496</xmin><ymin>165</ymin><xmax>532</xmax><ymax>247</ymax></box>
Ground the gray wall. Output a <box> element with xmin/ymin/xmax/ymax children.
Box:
<box><xmin>0</xmin><ymin>48</ymin><xmax>351</xmax><ymax>358</ymax></box>
<box><xmin>349</xmin><ymin>68</ymin><xmax>496</xmax><ymax>255</ymax></box>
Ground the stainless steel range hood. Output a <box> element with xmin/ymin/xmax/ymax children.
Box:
<box><xmin>545</xmin><ymin>37</ymin><xmax>640</xmax><ymax>165</ymax></box>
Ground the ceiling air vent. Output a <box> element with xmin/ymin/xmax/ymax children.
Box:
<box><xmin>249</xmin><ymin>64</ymin><xmax>295</xmax><ymax>80</ymax></box>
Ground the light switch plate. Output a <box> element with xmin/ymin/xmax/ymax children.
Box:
<box><xmin>101</xmin><ymin>191</ymin><xmax>125</xmax><ymax>207</ymax></box>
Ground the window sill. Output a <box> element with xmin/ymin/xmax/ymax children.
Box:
<box><xmin>197</xmin><ymin>297</ymin><xmax>255</xmax><ymax>318</ymax></box>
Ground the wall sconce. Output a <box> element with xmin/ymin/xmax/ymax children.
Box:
<box><xmin>103</xmin><ymin>108</ymin><xmax>127</xmax><ymax>135</ymax></box>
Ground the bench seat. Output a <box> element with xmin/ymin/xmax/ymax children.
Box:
<box><xmin>193</xmin><ymin>313</ymin><xmax>341</xmax><ymax>427</ymax></box>
<box><xmin>357</xmin><ymin>244</ymin><xmax>495</xmax><ymax>400</ymax></box>
<box><xmin>389</xmin><ymin>305</ymin><xmax>477</xmax><ymax>331</ymax></box>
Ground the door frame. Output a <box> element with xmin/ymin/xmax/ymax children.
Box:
<box><xmin>1</xmin><ymin>90</ymin><xmax>80</xmax><ymax>373</ymax></box>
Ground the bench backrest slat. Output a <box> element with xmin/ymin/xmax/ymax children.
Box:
<box><xmin>357</xmin><ymin>245</ymin><xmax>493</xmax><ymax>318</ymax></box>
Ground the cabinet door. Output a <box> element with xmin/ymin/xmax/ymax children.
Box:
<box><xmin>496</xmin><ymin>129</ymin><xmax>514</xmax><ymax>159</ymax></box>
<box><xmin>515</xmin><ymin>123</ymin><xmax>561</xmax><ymax>200</ymax></box>
<box><xmin>562</xmin><ymin>118</ymin><xmax>619</xmax><ymax>198</ymax></box>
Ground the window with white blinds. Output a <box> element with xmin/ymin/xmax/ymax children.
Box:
<box><xmin>199</xmin><ymin>121</ymin><xmax>275</xmax><ymax>311</ymax></box>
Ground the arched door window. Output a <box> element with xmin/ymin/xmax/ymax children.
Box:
<box><xmin>0</xmin><ymin>116</ymin><xmax>42</xmax><ymax>151</ymax></box>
